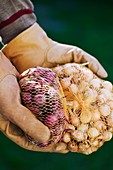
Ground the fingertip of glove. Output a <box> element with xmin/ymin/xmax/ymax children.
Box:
<box><xmin>34</xmin><ymin>123</ymin><xmax>50</xmax><ymax>143</ymax></box>
<box><xmin>97</xmin><ymin>69</ymin><xmax>108</xmax><ymax>78</ymax></box>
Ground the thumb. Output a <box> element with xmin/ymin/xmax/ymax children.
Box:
<box><xmin>6</xmin><ymin>104</ymin><xmax>50</xmax><ymax>143</ymax></box>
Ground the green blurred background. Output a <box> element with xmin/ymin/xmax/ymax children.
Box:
<box><xmin>0</xmin><ymin>0</ymin><xmax>113</xmax><ymax>170</ymax></box>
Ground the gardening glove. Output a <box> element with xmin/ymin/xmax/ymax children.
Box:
<box><xmin>2</xmin><ymin>23</ymin><xmax>107</xmax><ymax>78</ymax></box>
<box><xmin>0</xmin><ymin>51</ymin><xmax>69</xmax><ymax>153</ymax></box>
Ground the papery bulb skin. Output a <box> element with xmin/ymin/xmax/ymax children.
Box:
<box><xmin>19</xmin><ymin>67</ymin><xmax>67</xmax><ymax>146</ymax></box>
<box><xmin>53</xmin><ymin>63</ymin><xmax>113</xmax><ymax>154</ymax></box>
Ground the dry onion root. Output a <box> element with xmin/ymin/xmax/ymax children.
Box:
<box><xmin>53</xmin><ymin>63</ymin><xmax>113</xmax><ymax>155</ymax></box>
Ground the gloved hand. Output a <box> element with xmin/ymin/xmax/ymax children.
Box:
<box><xmin>2</xmin><ymin>23</ymin><xmax>107</xmax><ymax>78</ymax></box>
<box><xmin>0</xmin><ymin>51</ymin><xmax>69</xmax><ymax>153</ymax></box>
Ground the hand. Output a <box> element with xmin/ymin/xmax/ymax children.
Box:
<box><xmin>0</xmin><ymin>52</ymin><xmax>50</xmax><ymax>148</ymax></box>
<box><xmin>2</xmin><ymin>23</ymin><xmax>107</xmax><ymax>78</ymax></box>
<box><xmin>0</xmin><ymin>51</ymin><xmax>69</xmax><ymax>153</ymax></box>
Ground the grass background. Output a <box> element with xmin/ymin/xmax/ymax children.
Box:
<box><xmin>0</xmin><ymin>0</ymin><xmax>113</xmax><ymax>170</ymax></box>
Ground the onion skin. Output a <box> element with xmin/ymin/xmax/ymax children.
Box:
<box><xmin>19</xmin><ymin>67</ymin><xmax>67</xmax><ymax>147</ymax></box>
<box><xmin>53</xmin><ymin>63</ymin><xmax>113</xmax><ymax>155</ymax></box>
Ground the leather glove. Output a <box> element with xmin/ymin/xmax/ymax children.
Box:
<box><xmin>0</xmin><ymin>51</ymin><xmax>68</xmax><ymax>153</ymax></box>
<box><xmin>2</xmin><ymin>23</ymin><xmax>107</xmax><ymax>78</ymax></box>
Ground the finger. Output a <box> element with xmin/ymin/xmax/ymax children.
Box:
<box><xmin>47</xmin><ymin>44</ymin><xmax>108</xmax><ymax>78</ymax></box>
<box><xmin>1</xmin><ymin>116</ymin><xmax>68</xmax><ymax>152</ymax></box>
<box><xmin>72</xmin><ymin>48</ymin><xmax>108</xmax><ymax>78</ymax></box>
<box><xmin>0</xmin><ymin>115</ymin><xmax>50</xmax><ymax>152</ymax></box>
<box><xmin>47</xmin><ymin>43</ymin><xmax>73</xmax><ymax>67</ymax></box>
<box><xmin>10</xmin><ymin>104</ymin><xmax>50</xmax><ymax>143</ymax></box>
<box><xmin>2</xmin><ymin>119</ymin><xmax>54</xmax><ymax>152</ymax></box>
<box><xmin>88</xmin><ymin>57</ymin><xmax>108</xmax><ymax>78</ymax></box>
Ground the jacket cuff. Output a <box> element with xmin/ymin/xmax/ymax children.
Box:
<box><xmin>0</xmin><ymin>0</ymin><xmax>37</xmax><ymax>44</ymax></box>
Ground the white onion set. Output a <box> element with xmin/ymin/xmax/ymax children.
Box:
<box><xmin>53</xmin><ymin>63</ymin><xmax>113</xmax><ymax>154</ymax></box>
